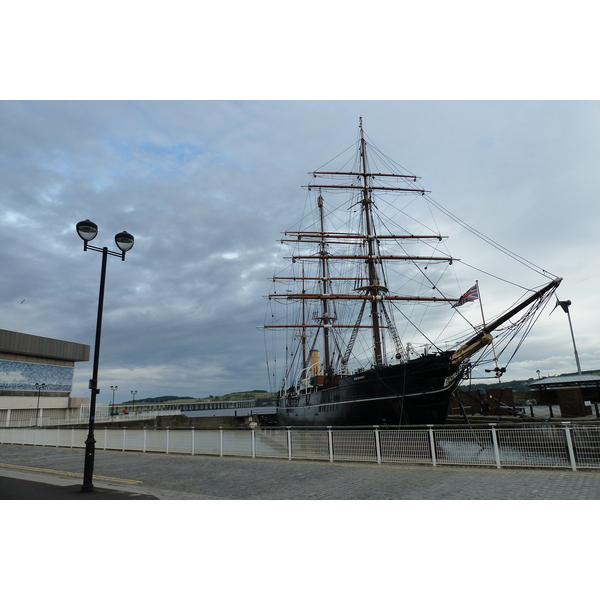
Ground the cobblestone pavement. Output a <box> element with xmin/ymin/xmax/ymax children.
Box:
<box><xmin>2</xmin><ymin>444</ymin><xmax>600</xmax><ymax>499</ymax></box>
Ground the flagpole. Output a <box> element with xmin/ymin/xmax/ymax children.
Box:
<box><xmin>476</xmin><ymin>281</ymin><xmax>501</xmax><ymax>378</ymax></box>
<box><xmin>476</xmin><ymin>281</ymin><xmax>487</xmax><ymax>328</ymax></box>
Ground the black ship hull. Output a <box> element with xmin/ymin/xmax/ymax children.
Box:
<box><xmin>276</xmin><ymin>352</ymin><xmax>464</xmax><ymax>427</ymax></box>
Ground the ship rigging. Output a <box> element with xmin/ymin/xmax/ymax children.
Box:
<box><xmin>262</xmin><ymin>119</ymin><xmax>560</xmax><ymax>426</ymax></box>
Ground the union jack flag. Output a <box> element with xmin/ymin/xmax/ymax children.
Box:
<box><xmin>452</xmin><ymin>283</ymin><xmax>479</xmax><ymax>308</ymax></box>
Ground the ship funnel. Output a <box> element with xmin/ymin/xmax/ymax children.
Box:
<box><xmin>309</xmin><ymin>349</ymin><xmax>321</xmax><ymax>377</ymax></box>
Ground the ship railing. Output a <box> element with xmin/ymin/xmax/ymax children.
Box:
<box><xmin>2</xmin><ymin>422</ymin><xmax>600</xmax><ymax>471</ymax></box>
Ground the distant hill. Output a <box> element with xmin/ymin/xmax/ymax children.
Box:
<box><xmin>459</xmin><ymin>379</ymin><xmax>534</xmax><ymax>392</ymax></box>
<box><xmin>198</xmin><ymin>390</ymin><xmax>277</xmax><ymax>406</ymax></box>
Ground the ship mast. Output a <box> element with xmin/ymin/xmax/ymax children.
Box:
<box><xmin>299</xmin><ymin>263</ymin><xmax>308</xmax><ymax>375</ymax></box>
<box><xmin>317</xmin><ymin>192</ymin><xmax>333</xmax><ymax>377</ymax></box>
<box><xmin>265</xmin><ymin>119</ymin><xmax>460</xmax><ymax>377</ymax></box>
<box><xmin>358</xmin><ymin>117</ymin><xmax>385</xmax><ymax>366</ymax></box>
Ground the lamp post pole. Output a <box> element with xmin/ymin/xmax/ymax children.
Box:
<box><xmin>82</xmin><ymin>245</ymin><xmax>108</xmax><ymax>492</ymax></box>
<box><xmin>131</xmin><ymin>390</ymin><xmax>137</xmax><ymax>413</ymax></box>
<box><xmin>77</xmin><ymin>219</ymin><xmax>134</xmax><ymax>493</ymax></box>
<box><xmin>111</xmin><ymin>385</ymin><xmax>118</xmax><ymax>418</ymax></box>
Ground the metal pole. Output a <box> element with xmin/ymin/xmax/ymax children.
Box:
<box><xmin>427</xmin><ymin>425</ymin><xmax>437</xmax><ymax>467</ymax></box>
<box><xmin>374</xmin><ymin>426</ymin><xmax>381</xmax><ymax>464</ymax></box>
<box><xmin>111</xmin><ymin>385</ymin><xmax>118</xmax><ymax>418</ymax></box>
<box><xmin>556</xmin><ymin>300</ymin><xmax>582</xmax><ymax>375</ymax></box>
<box><xmin>562</xmin><ymin>423</ymin><xmax>577</xmax><ymax>471</ymax></box>
<box><xmin>82</xmin><ymin>246</ymin><xmax>108</xmax><ymax>493</ymax></box>
<box><xmin>489</xmin><ymin>423</ymin><xmax>501</xmax><ymax>469</ymax></box>
<box><xmin>565</xmin><ymin>309</ymin><xmax>582</xmax><ymax>375</ymax></box>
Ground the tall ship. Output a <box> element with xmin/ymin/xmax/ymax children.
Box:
<box><xmin>263</xmin><ymin>119</ymin><xmax>561</xmax><ymax>426</ymax></box>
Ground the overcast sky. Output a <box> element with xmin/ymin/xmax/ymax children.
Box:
<box><xmin>1</xmin><ymin>100</ymin><xmax>599</xmax><ymax>402</ymax></box>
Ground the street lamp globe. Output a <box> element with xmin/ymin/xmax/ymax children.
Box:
<box><xmin>115</xmin><ymin>231</ymin><xmax>135</xmax><ymax>253</ymax></box>
<box><xmin>76</xmin><ymin>220</ymin><xmax>99</xmax><ymax>242</ymax></box>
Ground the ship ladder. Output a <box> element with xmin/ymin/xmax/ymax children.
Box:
<box><xmin>380</xmin><ymin>301</ymin><xmax>406</xmax><ymax>362</ymax></box>
<box><xmin>340</xmin><ymin>300</ymin><xmax>367</xmax><ymax>374</ymax></box>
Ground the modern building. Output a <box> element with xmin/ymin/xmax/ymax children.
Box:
<box><xmin>0</xmin><ymin>328</ymin><xmax>89</xmax><ymax>427</ymax></box>
<box><xmin>529</xmin><ymin>373</ymin><xmax>600</xmax><ymax>418</ymax></box>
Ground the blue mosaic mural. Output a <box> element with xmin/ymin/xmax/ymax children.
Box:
<box><xmin>0</xmin><ymin>359</ymin><xmax>73</xmax><ymax>392</ymax></box>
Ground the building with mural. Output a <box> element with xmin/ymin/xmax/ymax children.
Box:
<box><xmin>0</xmin><ymin>328</ymin><xmax>89</xmax><ymax>426</ymax></box>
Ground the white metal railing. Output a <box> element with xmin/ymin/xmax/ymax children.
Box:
<box><xmin>2</xmin><ymin>423</ymin><xmax>600</xmax><ymax>471</ymax></box>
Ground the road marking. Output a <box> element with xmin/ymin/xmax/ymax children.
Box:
<box><xmin>0</xmin><ymin>463</ymin><xmax>143</xmax><ymax>485</ymax></box>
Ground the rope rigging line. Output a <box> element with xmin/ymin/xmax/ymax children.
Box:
<box><xmin>468</xmin><ymin>290</ymin><xmax>555</xmax><ymax>376</ymax></box>
<box><xmin>425</xmin><ymin>195</ymin><xmax>558</xmax><ymax>280</ymax></box>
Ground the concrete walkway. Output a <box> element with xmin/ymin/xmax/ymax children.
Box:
<box><xmin>2</xmin><ymin>444</ymin><xmax>600</xmax><ymax>499</ymax></box>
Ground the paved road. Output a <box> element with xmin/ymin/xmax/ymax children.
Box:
<box><xmin>2</xmin><ymin>444</ymin><xmax>600</xmax><ymax>499</ymax></box>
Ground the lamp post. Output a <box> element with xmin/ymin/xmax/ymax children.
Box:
<box><xmin>131</xmin><ymin>390</ymin><xmax>137</xmax><ymax>413</ymax></box>
<box><xmin>34</xmin><ymin>382</ymin><xmax>46</xmax><ymax>427</ymax></box>
<box><xmin>77</xmin><ymin>219</ymin><xmax>134</xmax><ymax>493</ymax></box>
<box><xmin>111</xmin><ymin>385</ymin><xmax>118</xmax><ymax>417</ymax></box>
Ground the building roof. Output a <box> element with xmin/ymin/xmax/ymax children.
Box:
<box><xmin>0</xmin><ymin>329</ymin><xmax>89</xmax><ymax>362</ymax></box>
<box><xmin>529</xmin><ymin>374</ymin><xmax>600</xmax><ymax>389</ymax></box>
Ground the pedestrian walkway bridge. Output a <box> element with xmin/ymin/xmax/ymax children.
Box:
<box><xmin>1</xmin><ymin>400</ymin><xmax>275</xmax><ymax>429</ymax></box>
